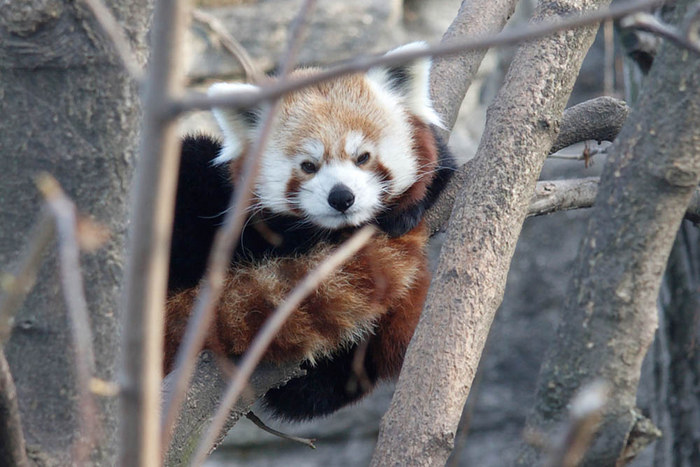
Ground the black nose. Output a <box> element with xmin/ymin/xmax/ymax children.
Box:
<box><xmin>328</xmin><ymin>184</ymin><xmax>355</xmax><ymax>212</ymax></box>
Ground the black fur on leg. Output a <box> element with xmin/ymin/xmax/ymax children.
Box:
<box><xmin>262</xmin><ymin>344</ymin><xmax>378</xmax><ymax>421</ymax></box>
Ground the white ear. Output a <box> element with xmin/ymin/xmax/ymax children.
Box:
<box><xmin>367</xmin><ymin>41</ymin><xmax>443</xmax><ymax>128</ymax></box>
<box><xmin>207</xmin><ymin>82</ymin><xmax>261</xmax><ymax>165</ymax></box>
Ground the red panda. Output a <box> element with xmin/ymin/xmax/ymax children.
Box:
<box><xmin>166</xmin><ymin>42</ymin><xmax>455</xmax><ymax>420</ymax></box>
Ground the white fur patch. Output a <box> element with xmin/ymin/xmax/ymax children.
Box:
<box><xmin>300</xmin><ymin>139</ymin><xmax>324</xmax><ymax>162</ymax></box>
<box><xmin>344</xmin><ymin>131</ymin><xmax>365</xmax><ymax>157</ymax></box>
<box><xmin>363</xmin><ymin>77</ymin><xmax>418</xmax><ymax>196</ymax></box>
<box><xmin>297</xmin><ymin>162</ymin><xmax>383</xmax><ymax>229</ymax></box>
<box><xmin>367</xmin><ymin>41</ymin><xmax>444</xmax><ymax>129</ymax></box>
<box><xmin>208</xmin><ymin>82</ymin><xmax>261</xmax><ymax>165</ymax></box>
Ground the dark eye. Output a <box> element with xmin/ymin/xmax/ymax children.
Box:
<box><xmin>357</xmin><ymin>152</ymin><xmax>370</xmax><ymax>165</ymax></box>
<box><xmin>300</xmin><ymin>161</ymin><xmax>317</xmax><ymax>174</ymax></box>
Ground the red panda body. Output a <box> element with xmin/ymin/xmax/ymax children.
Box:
<box><xmin>166</xmin><ymin>43</ymin><xmax>455</xmax><ymax>420</ymax></box>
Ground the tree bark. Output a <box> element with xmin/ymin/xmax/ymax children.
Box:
<box><xmin>517</xmin><ymin>0</ymin><xmax>700</xmax><ymax>464</ymax></box>
<box><xmin>0</xmin><ymin>1</ymin><xmax>149</xmax><ymax>464</ymax></box>
<box><xmin>372</xmin><ymin>1</ymin><xmax>608</xmax><ymax>465</ymax></box>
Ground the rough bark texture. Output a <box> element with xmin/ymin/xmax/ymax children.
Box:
<box><xmin>371</xmin><ymin>1</ymin><xmax>607</xmax><ymax>465</ymax></box>
<box><xmin>426</xmin><ymin>95</ymin><xmax>629</xmax><ymax>235</ymax></box>
<box><xmin>518</xmin><ymin>1</ymin><xmax>700</xmax><ymax>464</ymax></box>
<box><xmin>650</xmin><ymin>223</ymin><xmax>700</xmax><ymax>466</ymax></box>
<box><xmin>0</xmin><ymin>0</ymin><xmax>150</xmax><ymax>464</ymax></box>
<box><xmin>429</xmin><ymin>0</ymin><xmax>518</xmax><ymax>135</ymax></box>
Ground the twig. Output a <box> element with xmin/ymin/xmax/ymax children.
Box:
<box><xmin>191</xmin><ymin>9</ymin><xmax>263</xmax><ymax>83</ymax></box>
<box><xmin>545</xmin><ymin>381</ymin><xmax>610</xmax><ymax>467</ymax></box>
<box><xmin>0</xmin><ymin>348</ymin><xmax>29</xmax><ymax>467</ymax></box>
<box><xmin>620</xmin><ymin>7</ymin><xmax>700</xmax><ymax>54</ymax></box>
<box><xmin>119</xmin><ymin>0</ymin><xmax>189</xmax><ymax>464</ymax></box>
<box><xmin>36</xmin><ymin>174</ymin><xmax>98</xmax><ymax>465</ymax></box>
<box><xmin>0</xmin><ymin>209</ymin><xmax>54</xmax><ymax>345</ymax></box>
<box><xmin>548</xmin><ymin>144</ymin><xmax>608</xmax><ymax>164</ymax></box>
<box><xmin>80</xmin><ymin>0</ymin><xmax>143</xmax><ymax>81</ymax></box>
<box><xmin>528</xmin><ymin>178</ymin><xmax>599</xmax><ymax>217</ymax></box>
<box><xmin>172</xmin><ymin>0</ymin><xmax>663</xmax><ymax>115</ymax></box>
<box><xmin>160</xmin><ymin>0</ymin><xmax>317</xmax><ymax>455</ymax></box>
<box><xmin>245</xmin><ymin>412</ymin><xmax>316</xmax><ymax>449</ymax></box>
<box><xmin>191</xmin><ymin>226</ymin><xmax>374</xmax><ymax>465</ymax></box>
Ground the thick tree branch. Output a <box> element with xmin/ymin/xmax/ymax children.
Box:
<box><xmin>372</xmin><ymin>0</ymin><xmax>610</xmax><ymax>464</ymax></box>
<box><xmin>426</xmin><ymin>96</ymin><xmax>629</xmax><ymax>234</ymax></box>
<box><xmin>162</xmin><ymin>353</ymin><xmax>303</xmax><ymax>466</ymax></box>
<box><xmin>518</xmin><ymin>0</ymin><xmax>700</xmax><ymax>464</ymax></box>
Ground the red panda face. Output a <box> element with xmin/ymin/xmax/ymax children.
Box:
<box><xmin>208</xmin><ymin>42</ymin><xmax>443</xmax><ymax>230</ymax></box>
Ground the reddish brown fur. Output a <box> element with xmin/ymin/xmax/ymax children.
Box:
<box><xmin>163</xmin><ymin>222</ymin><xmax>430</xmax><ymax>373</ymax></box>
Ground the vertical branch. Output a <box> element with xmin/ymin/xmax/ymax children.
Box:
<box><xmin>372</xmin><ymin>1</ymin><xmax>609</xmax><ymax>465</ymax></box>
<box><xmin>160</xmin><ymin>0</ymin><xmax>316</xmax><ymax>454</ymax></box>
<box><xmin>119</xmin><ymin>0</ymin><xmax>189</xmax><ymax>465</ymax></box>
<box><xmin>37</xmin><ymin>175</ymin><xmax>98</xmax><ymax>464</ymax></box>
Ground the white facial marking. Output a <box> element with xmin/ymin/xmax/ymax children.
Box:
<box><xmin>344</xmin><ymin>131</ymin><xmax>365</xmax><ymax>157</ymax></box>
<box><xmin>363</xmin><ymin>77</ymin><xmax>418</xmax><ymax>196</ymax></box>
<box><xmin>300</xmin><ymin>139</ymin><xmax>324</xmax><ymax>162</ymax></box>
<box><xmin>297</xmin><ymin>161</ymin><xmax>383</xmax><ymax>229</ymax></box>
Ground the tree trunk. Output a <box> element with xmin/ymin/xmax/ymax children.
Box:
<box><xmin>518</xmin><ymin>0</ymin><xmax>700</xmax><ymax>464</ymax></box>
<box><xmin>0</xmin><ymin>1</ymin><xmax>150</xmax><ymax>464</ymax></box>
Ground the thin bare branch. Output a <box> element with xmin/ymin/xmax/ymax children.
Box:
<box><xmin>36</xmin><ymin>174</ymin><xmax>98</xmax><ymax>465</ymax></box>
<box><xmin>0</xmin><ymin>348</ymin><xmax>29</xmax><ymax>467</ymax></box>
<box><xmin>119</xmin><ymin>0</ymin><xmax>190</xmax><ymax>464</ymax></box>
<box><xmin>529</xmin><ymin>178</ymin><xmax>599</xmax><ymax>216</ymax></box>
<box><xmin>191</xmin><ymin>226</ymin><xmax>374</xmax><ymax>465</ymax></box>
<box><xmin>545</xmin><ymin>381</ymin><xmax>610</xmax><ymax>467</ymax></box>
<box><xmin>173</xmin><ymin>0</ymin><xmax>662</xmax><ymax>116</ymax></box>
<box><xmin>191</xmin><ymin>9</ymin><xmax>263</xmax><ymax>83</ymax></box>
<box><xmin>160</xmin><ymin>0</ymin><xmax>317</xmax><ymax>454</ymax></box>
<box><xmin>0</xmin><ymin>210</ymin><xmax>54</xmax><ymax>345</ymax></box>
<box><xmin>162</xmin><ymin>354</ymin><xmax>303</xmax><ymax>466</ymax></box>
<box><xmin>245</xmin><ymin>412</ymin><xmax>316</xmax><ymax>449</ymax></box>
<box><xmin>620</xmin><ymin>7</ymin><xmax>700</xmax><ymax>55</ymax></box>
<box><xmin>80</xmin><ymin>0</ymin><xmax>143</xmax><ymax>80</ymax></box>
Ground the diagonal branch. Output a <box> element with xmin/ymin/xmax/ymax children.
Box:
<box><xmin>159</xmin><ymin>0</ymin><xmax>317</xmax><ymax>455</ymax></box>
<box><xmin>37</xmin><ymin>174</ymin><xmax>99</xmax><ymax>464</ymax></box>
<box><xmin>372</xmin><ymin>0</ymin><xmax>613</xmax><ymax>464</ymax></box>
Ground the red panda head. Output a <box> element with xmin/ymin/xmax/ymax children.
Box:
<box><xmin>209</xmin><ymin>42</ymin><xmax>443</xmax><ymax>230</ymax></box>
